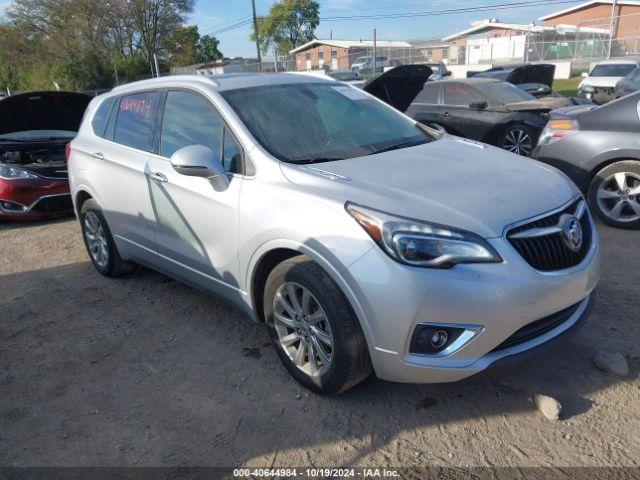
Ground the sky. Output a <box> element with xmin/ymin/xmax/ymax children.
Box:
<box><xmin>191</xmin><ymin>0</ymin><xmax>588</xmax><ymax>58</ymax></box>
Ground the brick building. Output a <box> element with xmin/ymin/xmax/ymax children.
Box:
<box><xmin>540</xmin><ymin>0</ymin><xmax>640</xmax><ymax>54</ymax></box>
<box><xmin>289</xmin><ymin>39</ymin><xmax>412</xmax><ymax>71</ymax></box>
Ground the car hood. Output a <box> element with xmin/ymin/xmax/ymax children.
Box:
<box><xmin>581</xmin><ymin>76</ymin><xmax>622</xmax><ymax>88</ymax></box>
<box><xmin>0</xmin><ymin>91</ymin><xmax>91</xmax><ymax>136</ymax></box>
<box><xmin>363</xmin><ymin>64</ymin><xmax>433</xmax><ymax>112</ymax></box>
<box><xmin>280</xmin><ymin>136</ymin><xmax>576</xmax><ymax>238</ymax></box>
<box><xmin>506</xmin><ymin>64</ymin><xmax>555</xmax><ymax>88</ymax></box>
<box><xmin>473</xmin><ymin>64</ymin><xmax>556</xmax><ymax>88</ymax></box>
<box><xmin>505</xmin><ymin>96</ymin><xmax>572</xmax><ymax>112</ymax></box>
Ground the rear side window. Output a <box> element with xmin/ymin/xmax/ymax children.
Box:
<box><xmin>113</xmin><ymin>91</ymin><xmax>161</xmax><ymax>151</ymax></box>
<box><xmin>91</xmin><ymin>97</ymin><xmax>115</xmax><ymax>137</ymax></box>
<box><xmin>160</xmin><ymin>90</ymin><xmax>223</xmax><ymax>158</ymax></box>
<box><xmin>415</xmin><ymin>84</ymin><xmax>439</xmax><ymax>104</ymax></box>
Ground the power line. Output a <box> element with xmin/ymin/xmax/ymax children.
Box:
<box><xmin>207</xmin><ymin>0</ymin><xmax>581</xmax><ymax>36</ymax></box>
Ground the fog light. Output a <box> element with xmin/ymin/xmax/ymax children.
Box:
<box><xmin>410</xmin><ymin>324</ymin><xmax>483</xmax><ymax>356</ymax></box>
<box><xmin>0</xmin><ymin>200</ymin><xmax>26</xmax><ymax>212</ymax></box>
<box><xmin>430</xmin><ymin>330</ymin><xmax>448</xmax><ymax>348</ymax></box>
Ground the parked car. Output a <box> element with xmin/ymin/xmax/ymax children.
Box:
<box><xmin>366</xmin><ymin>68</ymin><xmax>573</xmax><ymax>157</ymax></box>
<box><xmin>534</xmin><ymin>92</ymin><xmax>640</xmax><ymax>229</ymax></box>
<box><xmin>578</xmin><ymin>60</ymin><xmax>639</xmax><ymax>103</ymax></box>
<box><xmin>614</xmin><ymin>67</ymin><xmax>640</xmax><ymax>98</ymax></box>
<box><xmin>70</xmin><ymin>74</ymin><xmax>600</xmax><ymax>394</ymax></box>
<box><xmin>0</xmin><ymin>91</ymin><xmax>91</xmax><ymax>220</ymax></box>
<box><xmin>424</xmin><ymin>61</ymin><xmax>451</xmax><ymax>81</ymax></box>
<box><xmin>350</xmin><ymin>55</ymin><xmax>391</xmax><ymax>73</ymax></box>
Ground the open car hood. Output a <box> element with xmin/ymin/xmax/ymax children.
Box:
<box><xmin>0</xmin><ymin>91</ymin><xmax>91</xmax><ymax>136</ymax></box>
<box><xmin>474</xmin><ymin>64</ymin><xmax>556</xmax><ymax>88</ymax></box>
<box><xmin>362</xmin><ymin>65</ymin><xmax>433</xmax><ymax>112</ymax></box>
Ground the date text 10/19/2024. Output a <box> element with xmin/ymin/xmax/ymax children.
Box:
<box><xmin>233</xmin><ymin>468</ymin><xmax>401</xmax><ymax>478</ymax></box>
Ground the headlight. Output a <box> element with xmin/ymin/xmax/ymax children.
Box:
<box><xmin>0</xmin><ymin>164</ymin><xmax>39</xmax><ymax>179</ymax></box>
<box><xmin>346</xmin><ymin>203</ymin><xmax>502</xmax><ymax>269</ymax></box>
<box><xmin>538</xmin><ymin>119</ymin><xmax>578</xmax><ymax>146</ymax></box>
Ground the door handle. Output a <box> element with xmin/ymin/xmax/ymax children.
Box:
<box><xmin>442</xmin><ymin>112</ymin><xmax>451</xmax><ymax>117</ymax></box>
<box><xmin>148</xmin><ymin>172</ymin><xmax>168</xmax><ymax>183</ymax></box>
<box><xmin>91</xmin><ymin>152</ymin><xmax>105</xmax><ymax>159</ymax></box>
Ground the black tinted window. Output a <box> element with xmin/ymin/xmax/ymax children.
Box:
<box><xmin>222</xmin><ymin>127</ymin><xmax>243</xmax><ymax>174</ymax></box>
<box><xmin>113</xmin><ymin>91</ymin><xmax>160</xmax><ymax>151</ymax></box>
<box><xmin>160</xmin><ymin>90</ymin><xmax>222</xmax><ymax>158</ymax></box>
<box><xmin>415</xmin><ymin>84</ymin><xmax>439</xmax><ymax>104</ymax></box>
<box><xmin>92</xmin><ymin>97</ymin><xmax>115</xmax><ymax>137</ymax></box>
<box><xmin>443</xmin><ymin>83</ymin><xmax>483</xmax><ymax>105</ymax></box>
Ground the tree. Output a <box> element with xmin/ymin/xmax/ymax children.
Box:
<box><xmin>170</xmin><ymin>25</ymin><xmax>202</xmax><ymax>66</ymax></box>
<box><xmin>126</xmin><ymin>0</ymin><xmax>195</xmax><ymax>73</ymax></box>
<box><xmin>198</xmin><ymin>35</ymin><xmax>223</xmax><ymax>62</ymax></box>
<box><xmin>251</xmin><ymin>0</ymin><xmax>319</xmax><ymax>55</ymax></box>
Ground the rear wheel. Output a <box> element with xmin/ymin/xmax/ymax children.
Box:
<box><xmin>499</xmin><ymin>124</ymin><xmax>536</xmax><ymax>157</ymax></box>
<box><xmin>587</xmin><ymin>160</ymin><xmax>640</xmax><ymax>229</ymax></box>
<box><xmin>80</xmin><ymin>199</ymin><xmax>134</xmax><ymax>276</ymax></box>
<box><xmin>263</xmin><ymin>256</ymin><xmax>372</xmax><ymax>395</ymax></box>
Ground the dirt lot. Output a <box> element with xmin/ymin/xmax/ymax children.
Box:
<box><xmin>1</xmin><ymin>216</ymin><xmax>639</xmax><ymax>468</ymax></box>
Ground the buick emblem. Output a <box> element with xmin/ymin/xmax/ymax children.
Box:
<box><xmin>560</xmin><ymin>214</ymin><xmax>583</xmax><ymax>252</ymax></box>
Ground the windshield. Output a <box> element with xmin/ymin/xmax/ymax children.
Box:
<box><xmin>590</xmin><ymin>64</ymin><xmax>636</xmax><ymax>77</ymax></box>
<box><xmin>0</xmin><ymin>129</ymin><xmax>77</xmax><ymax>140</ymax></box>
<box><xmin>476</xmin><ymin>82</ymin><xmax>535</xmax><ymax>104</ymax></box>
<box><xmin>222</xmin><ymin>83</ymin><xmax>435</xmax><ymax>163</ymax></box>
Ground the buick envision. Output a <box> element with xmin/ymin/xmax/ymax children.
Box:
<box><xmin>69</xmin><ymin>74</ymin><xmax>600</xmax><ymax>394</ymax></box>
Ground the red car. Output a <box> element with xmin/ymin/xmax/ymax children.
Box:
<box><xmin>0</xmin><ymin>91</ymin><xmax>91</xmax><ymax>220</ymax></box>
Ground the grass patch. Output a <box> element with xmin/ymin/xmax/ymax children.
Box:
<box><xmin>554</xmin><ymin>77</ymin><xmax>582</xmax><ymax>97</ymax></box>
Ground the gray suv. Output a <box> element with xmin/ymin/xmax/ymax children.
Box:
<box><xmin>69</xmin><ymin>74</ymin><xmax>600</xmax><ymax>394</ymax></box>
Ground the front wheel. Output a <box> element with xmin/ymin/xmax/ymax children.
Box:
<box><xmin>587</xmin><ymin>160</ymin><xmax>640</xmax><ymax>229</ymax></box>
<box><xmin>263</xmin><ymin>256</ymin><xmax>372</xmax><ymax>395</ymax></box>
<box><xmin>80</xmin><ymin>199</ymin><xmax>134</xmax><ymax>276</ymax></box>
<box><xmin>499</xmin><ymin>124</ymin><xmax>537</xmax><ymax>157</ymax></box>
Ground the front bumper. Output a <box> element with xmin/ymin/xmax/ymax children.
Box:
<box><xmin>0</xmin><ymin>177</ymin><xmax>73</xmax><ymax>220</ymax></box>
<box><xmin>344</xmin><ymin>214</ymin><xmax>601</xmax><ymax>384</ymax></box>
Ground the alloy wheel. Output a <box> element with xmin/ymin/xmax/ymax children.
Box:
<box><xmin>596</xmin><ymin>172</ymin><xmax>640</xmax><ymax>223</ymax></box>
<box><xmin>272</xmin><ymin>282</ymin><xmax>334</xmax><ymax>377</ymax></box>
<box><xmin>502</xmin><ymin>128</ymin><xmax>533</xmax><ymax>156</ymax></box>
<box><xmin>84</xmin><ymin>211</ymin><xmax>109</xmax><ymax>268</ymax></box>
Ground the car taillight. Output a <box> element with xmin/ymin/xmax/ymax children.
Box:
<box><xmin>65</xmin><ymin>142</ymin><xmax>71</xmax><ymax>162</ymax></box>
<box><xmin>538</xmin><ymin>119</ymin><xmax>578</xmax><ymax>146</ymax></box>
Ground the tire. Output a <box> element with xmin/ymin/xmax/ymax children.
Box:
<box><xmin>80</xmin><ymin>199</ymin><xmax>134</xmax><ymax>276</ymax></box>
<box><xmin>587</xmin><ymin>160</ymin><xmax>640</xmax><ymax>229</ymax></box>
<box><xmin>263</xmin><ymin>256</ymin><xmax>372</xmax><ymax>395</ymax></box>
<box><xmin>498</xmin><ymin>124</ymin><xmax>537</xmax><ymax>157</ymax></box>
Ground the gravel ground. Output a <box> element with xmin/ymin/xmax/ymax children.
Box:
<box><xmin>0</xmin><ymin>216</ymin><xmax>639</xmax><ymax>468</ymax></box>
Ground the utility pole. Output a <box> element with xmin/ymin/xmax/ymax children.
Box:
<box><xmin>154</xmin><ymin>53</ymin><xmax>160</xmax><ymax>78</ymax></box>
<box><xmin>252</xmin><ymin>0</ymin><xmax>262</xmax><ymax>71</ymax></box>
<box><xmin>373</xmin><ymin>28</ymin><xmax>377</xmax><ymax>75</ymax></box>
<box><xmin>607</xmin><ymin>0</ymin><xmax>618</xmax><ymax>58</ymax></box>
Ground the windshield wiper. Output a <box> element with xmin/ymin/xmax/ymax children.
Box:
<box><xmin>295</xmin><ymin>157</ymin><xmax>343</xmax><ymax>164</ymax></box>
<box><xmin>367</xmin><ymin>139</ymin><xmax>428</xmax><ymax>156</ymax></box>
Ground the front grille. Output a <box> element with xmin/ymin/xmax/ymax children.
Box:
<box><xmin>491</xmin><ymin>301</ymin><xmax>582</xmax><ymax>352</ymax></box>
<box><xmin>507</xmin><ymin>199</ymin><xmax>592</xmax><ymax>271</ymax></box>
<box><xmin>31</xmin><ymin>195</ymin><xmax>73</xmax><ymax>214</ymax></box>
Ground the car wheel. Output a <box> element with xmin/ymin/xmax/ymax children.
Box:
<box><xmin>263</xmin><ymin>256</ymin><xmax>372</xmax><ymax>395</ymax></box>
<box><xmin>499</xmin><ymin>124</ymin><xmax>537</xmax><ymax>157</ymax></box>
<box><xmin>80</xmin><ymin>199</ymin><xmax>134</xmax><ymax>276</ymax></box>
<box><xmin>587</xmin><ymin>160</ymin><xmax>640</xmax><ymax>229</ymax></box>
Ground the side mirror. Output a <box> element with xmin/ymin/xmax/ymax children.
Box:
<box><xmin>581</xmin><ymin>72</ymin><xmax>589</xmax><ymax>78</ymax></box>
<box><xmin>170</xmin><ymin>144</ymin><xmax>225</xmax><ymax>178</ymax></box>
<box><xmin>443</xmin><ymin>70</ymin><xmax>452</xmax><ymax>77</ymax></box>
<box><xmin>469</xmin><ymin>101</ymin><xmax>488</xmax><ymax>110</ymax></box>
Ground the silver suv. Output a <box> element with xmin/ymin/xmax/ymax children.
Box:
<box><xmin>69</xmin><ymin>74</ymin><xmax>601</xmax><ymax>394</ymax></box>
